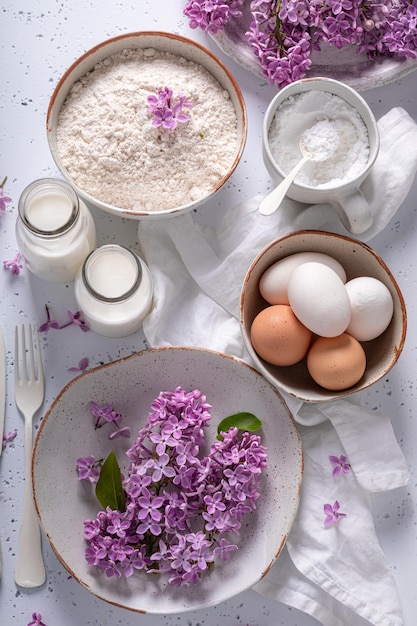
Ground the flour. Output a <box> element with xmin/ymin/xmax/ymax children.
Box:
<box><xmin>268</xmin><ymin>91</ymin><xmax>370</xmax><ymax>188</ymax></box>
<box><xmin>55</xmin><ymin>47</ymin><xmax>239</xmax><ymax>212</ymax></box>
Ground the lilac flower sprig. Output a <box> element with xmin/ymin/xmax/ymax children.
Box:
<box><xmin>80</xmin><ymin>387</ymin><xmax>267</xmax><ymax>586</ymax></box>
<box><xmin>184</xmin><ymin>0</ymin><xmax>417</xmax><ymax>88</ymax></box>
<box><xmin>147</xmin><ymin>87</ymin><xmax>193</xmax><ymax>131</ymax></box>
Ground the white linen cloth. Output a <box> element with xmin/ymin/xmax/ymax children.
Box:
<box><xmin>138</xmin><ymin>107</ymin><xmax>417</xmax><ymax>625</ymax></box>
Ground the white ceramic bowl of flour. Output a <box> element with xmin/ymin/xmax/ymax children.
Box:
<box><xmin>262</xmin><ymin>77</ymin><xmax>380</xmax><ymax>235</ymax></box>
<box><xmin>47</xmin><ymin>32</ymin><xmax>247</xmax><ymax>220</ymax></box>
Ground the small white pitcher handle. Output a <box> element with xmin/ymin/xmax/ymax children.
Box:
<box><xmin>331</xmin><ymin>188</ymin><xmax>373</xmax><ymax>235</ymax></box>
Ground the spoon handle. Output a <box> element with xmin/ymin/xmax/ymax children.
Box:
<box><xmin>259</xmin><ymin>154</ymin><xmax>309</xmax><ymax>216</ymax></box>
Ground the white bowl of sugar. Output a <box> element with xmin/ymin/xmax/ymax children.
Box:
<box><xmin>262</xmin><ymin>77</ymin><xmax>380</xmax><ymax>235</ymax></box>
<box><xmin>47</xmin><ymin>32</ymin><xmax>247</xmax><ymax>220</ymax></box>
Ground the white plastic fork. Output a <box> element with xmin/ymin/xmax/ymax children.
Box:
<box><xmin>14</xmin><ymin>324</ymin><xmax>46</xmax><ymax>588</ymax></box>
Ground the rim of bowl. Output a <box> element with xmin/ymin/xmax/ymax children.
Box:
<box><xmin>46</xmin><ymin>31</ymin><xmax>248</xmax><ymax>220</ymax></box>
<box><xmin>240</xmin><ymin>230</ymin><xmax>407</xmax><ymax>402</ymax></box>
<box><xmin>262</xmin><ymin>77</ymin><xmax>380</xmax><ymax>193</ymax></box>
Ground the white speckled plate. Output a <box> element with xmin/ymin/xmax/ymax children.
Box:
<box><xmin>32</xmin><ymin>347</ymin><xmax>302</xmax><ymax>614</ymax></box>
<box><xmin>210</xmin><ymin>5</ymin><xmax>417</xmax><ymax>91</ymax></box>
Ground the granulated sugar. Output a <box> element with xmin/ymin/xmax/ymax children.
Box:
<box><xmin>268</xmin><ymin>91</ymin><xmax>370</xmax><ymax>188</ymax></box>
<box><xmin>55</xmin><ymin>47</ymin><xmax>239</xmax><ymax>212</ymax></box>
<box><xmin>301</xmin><ymin>119</ymin><xmax>340</xmax><ymax>162</ymax></box>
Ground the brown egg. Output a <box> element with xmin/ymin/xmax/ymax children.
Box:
<box><xmin>307</xmin><ymin>333</ymin><xmax>366</xmax><ymax>391</ymax></box>
<box><xmin>250</xmin><ymin>305</ymin><xmax>312</xmax><ymax>366</ymax></box>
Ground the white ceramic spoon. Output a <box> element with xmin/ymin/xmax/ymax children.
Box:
<box><xmin>259</xmin><ymin>120</ymin><xmax>339</xmax><ymax>216</ymax></box>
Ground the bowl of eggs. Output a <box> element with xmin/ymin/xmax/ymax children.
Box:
<box><xmin>240</xmin><ymin>230</ymin><xmax>406</xmax><ymax>402</ymax></box>
<box><xmin>47</xmin><ymin>31</ymin><xmax>247</xmax><ymax>220</ymax></box>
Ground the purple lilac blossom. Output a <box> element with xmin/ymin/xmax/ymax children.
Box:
<box><xmin>82</xmin><ymin>387</ymin><xmax>267</xmax><ymax>586</ymax></box>
<box><xmin>183</xmin><ymin>0</ymin><xmax>244</xmax><ymax>34</ymax></box>
<box><xmin>76</xmin><ymin>455</ymin><xmax>102</xmax><ymax>483</ymax></box>
<box><xmin>329</xmin><ymin>454</ymin><xmax>351</xmax><ymax>477</ymax></box>
<box><xmin>380</xmin><ymin>1</ymin><xmax>417</xmax><ymax>59</ymax></box>
<box><xmin>183</xmin><ymin>1</ymin><xmax>417</xmax><ymax>88</ymax></box>
<box><xmin>147</xmin><ymin>87</ymin><xmax>193</xmax><ymax>130</ymax></box>
<box><xmin>85</xmin><ymin>400</ymin><xmax>131</xmax><ymax>440</ymax></box>
<box><xmin>324</xmin><ymin>500</ymin><xmax>347</xmax><ymax>526</ymax></box>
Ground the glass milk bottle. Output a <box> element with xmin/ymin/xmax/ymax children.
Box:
<box><xmin>16</xmin><ymin>178</ymin><xmax>96</xmax><ymax>282</ymax></box>
<box><xmin>74</xmin><ymin>244</ymin><xmax>153</xmax><ymax>337</ymax></box>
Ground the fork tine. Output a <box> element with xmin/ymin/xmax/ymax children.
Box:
<box><xmin>14</xmin><ymin>326</ymin><xmax>18</xmax><ymax>380</ymax></box>
<box><xmin>15</xmin><ymin>324</ymin><xmax>43</xmax><ymax>384</ymax></box>
<box><xmin>14</xmin><ymin>325</ymin><xmax>24</xmax><ymax>383</ymax></box>
<box><xmin>15</xmin><ymin>325</ymin><xmax>28</xmax><ymax>383</ymax></box>
<box><xmin>28</xmin><ymin>325</ymin><xmax>36</xmax><ymax>381</ymax></box>
<box><xmin>33</xmin><ymin>326</ymin><xmax>43</xmax><ymax>384</ymax></box>
<box><xmin>28</xmin><ymin>324</ymin><xmax>37</xmax><ymax>382</ymax></box>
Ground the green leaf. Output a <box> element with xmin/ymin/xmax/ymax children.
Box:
<box><xmin>95</xmin><ymin>450</ymin><xmax>126</xmax><ymax>512</ymax></box>
<box><xmin>217</xmin><ymin>412</ymin><xmax>262</xmax><ymax>439</ymax></box>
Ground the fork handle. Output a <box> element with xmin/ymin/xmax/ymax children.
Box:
<box><xmin>15</xmin><ymin>420</ymin><xmax>46</xmax><ymax>588</ymax></box>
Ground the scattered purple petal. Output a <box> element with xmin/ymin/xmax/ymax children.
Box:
<box><xmin>3</xmin><ymin>251</ymin><xmax>24</xmax><ymax>276</ymax></box>
<box><xmin>109</xmin><ymin>426</ymin><xmax>131</xmax><ymax>440</ymax></box>
<box><xmin>2</xmin><ymin>429</ymin><xmax>18</xmax><ymax>450</ymax></box>
<box><xmin>68</xmin><ymin>357</ymin><xmax>89</xmax><ymax>372</ymax></box>
<box><xmin>60</xmin><ymin>310</ymin><xmax>89</xmax><ymax>332</ymax></box>
<box><xmin>27</xmin><ymin>613</ymin><xmax>47</xmax><ymax>626</ymax></box>
<box><xmin>324</xmin><ymin>500</ymin><xmax>347</xmax><ymax>526</ymax></box>
<box><xmin>329</xmin><ymin>454</ymin><xmax>351</xmax><ymax>477</ymax></box>
<box><xmin>39</xmin><ymin>304</ymin><xmax>61</xmax><ymax>332</ymax></box>
<box><xmin>0</xmin><ymin>176</ymin><xmax>12</xmax><ymax>212</ymax></box>
<box><xmin>39</xmin><ymin>305</ymin><xmax>89</xmax><ymax>333</ymax></box>
<box><xmin>88</xmin><ymin>400</ymin><xmax>129</xmax><ymax>440</ymax></box>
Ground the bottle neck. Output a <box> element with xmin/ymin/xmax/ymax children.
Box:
<box><xmin>18</xmin><ymin>178</ymin><xmax>79</xmax><ymax>237</ymax></box>
<box><xmin>82</xmin><ymin>245</ymin><xmax>143</xmax><ymax>303</ymax></box>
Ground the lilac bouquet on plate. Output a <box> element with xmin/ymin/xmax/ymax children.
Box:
<box><xmin>183</xmin><ymin>0</ymin><xmax>417</xmax><ymax>87</ymax></box>
<box><xmin>78</xmin><ymin>387</ymin><xmax>267</xmax><ymax>587</ymax></box>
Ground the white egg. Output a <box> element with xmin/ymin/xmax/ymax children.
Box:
<box><xmin>345</xmin><ymin>276</ymin><xmax>394</xmax><ymax>341</ymax></box>
<box><xmin>288</xmin><ymin>262</ymin><xmax>351</xmax><ymax>337</ymax></box>
<box><xmin>259</xmin><ymin>252</ymin><xmax>347</xmax><ymax>305</ymax></box>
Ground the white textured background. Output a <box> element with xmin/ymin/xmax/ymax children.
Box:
<box><xmin>1</xmin><ymin>1</ymin><xmax>417</xmax><ymax>625</ymax></box>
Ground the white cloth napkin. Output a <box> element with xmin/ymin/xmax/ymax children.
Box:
<box><xmin>138</xmin><ymin>107</ymin><xmax>417</xmax><ymax>625</ymax></box>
